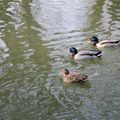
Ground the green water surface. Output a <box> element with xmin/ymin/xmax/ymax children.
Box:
<box><xmin>0</xmin><ymin>0</ymin><xmax>120</xmax><ymax>120</ymax></box>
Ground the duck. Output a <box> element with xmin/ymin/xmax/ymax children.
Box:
<box><xmin>69</xmin><ymin>47</ymin><xmax>103</xmax><ymax>60</ymax></box>
<box><xmin>89</xmin><ymin>36</ymin><xmax>120</xmax><ymax>48</ymax></box>
<box><xmin>60</xmin><ymin>68</ymin><xmax>88</xmax><ymax>83</ymax></box>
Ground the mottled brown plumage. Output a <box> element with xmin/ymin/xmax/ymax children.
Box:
<box><xmin>60</xmin><ymin>68</ymin><xmax>88</xmax><ymax>83</ymax></box>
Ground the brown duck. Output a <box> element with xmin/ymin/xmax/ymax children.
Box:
<box><xmin>60</xmin><ymin>68</ymin><xmax>88</xmax><ymax>83</ymax></box>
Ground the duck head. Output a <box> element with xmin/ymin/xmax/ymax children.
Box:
<box><xmin>90</xmin><ymin>36</ymin><xmax>99</xmax><ymax>45</ymax></box>
<box><xmin>60</xmin><ymin>68</ymin><xmax>70</xmax><ymax>76</ymax></box>
<box><xmin>69</xmin><ymin>47</ymin><xmax>78</xmax><ymax>56</ymax></box>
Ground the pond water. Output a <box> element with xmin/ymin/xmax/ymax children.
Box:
<box><xmin>0</xmin><ymin>0</ymin><xmax>120</xmax><ymax>120</ymax></box>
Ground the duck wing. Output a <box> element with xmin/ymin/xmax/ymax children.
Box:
<box><xmin>78</xmin><ymin>49</ymin><xmax>102</xmax><ymax>57</ymax></box>
<box><xmin>100</xmin><ymin>40</ymin><xmax>120</xmax><ymax>44</ymax></box>
<box><xmin>68</xmin><ymin>73</ymin><xmax>88</xmax><ymax>82</ymax></box>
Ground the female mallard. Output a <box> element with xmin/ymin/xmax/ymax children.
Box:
<box><xmin>90</xmin><ymin>36</ymin><xmax>120</xmax><ymax>48</ymax></box>
<box><xmin>60</xmin><ymin>68</ymin><xmax>88</xmax><ymax>83</ymax></box>
<box><xmin>69</xmin><ymin>47</ymin><xmax>103</xmax><ymax>60</ymax></box>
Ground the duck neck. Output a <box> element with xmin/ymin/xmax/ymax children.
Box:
<box><xmin>71</xmin><ymin>53</ymin><xmax>76</xmax><ymax>57</ymax></box>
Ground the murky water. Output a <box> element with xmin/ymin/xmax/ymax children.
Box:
<box><xmin>0</xmin><ymin>0</ymin><xmax>120</xmax><ymax>119</ymax></box>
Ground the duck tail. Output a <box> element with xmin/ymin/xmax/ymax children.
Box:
<box><xmin>117</xmin><ymin>40</ymin><xmax>120</xmax><ymax>45</ymax></box>
<box><xmin>82</xmin><ymin>75</ymin><xmax>88</xmax><ymax>81</ymax></box>
<box><xmin>95</xmin><ymin>51</ymin><xmax>103</xmax><ymax>57</ymax></box>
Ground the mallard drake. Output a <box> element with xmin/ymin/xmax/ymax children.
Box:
<box><xmin>90</xmin><ymin>36</ymin><xmax>120</xmax><ymax>48</ymax></box>
<box><xmin>69</xmin><ymin>47</ymin><xmax>103</xmax><ymax>60</ymax></box>
<box><xmin>60</xmin><ymin>68</ymin><xmax>88</xmax><ymax>83</ymax></box>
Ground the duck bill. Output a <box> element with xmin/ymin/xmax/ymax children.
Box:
<box><xmin>68</xmin><ymin>52</ymin><xmax>75</xmax><ymax>57</ymax></box>
<box><xmin>88</xmin><ymin>40</ymin><xmax>91</xmax><ymax>44</ymax></box>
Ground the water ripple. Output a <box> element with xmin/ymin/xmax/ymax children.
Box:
<box><xmin>0</xmin><ymin>0</ymin><xmax>120</xmax><ymax>120</ymax></box>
